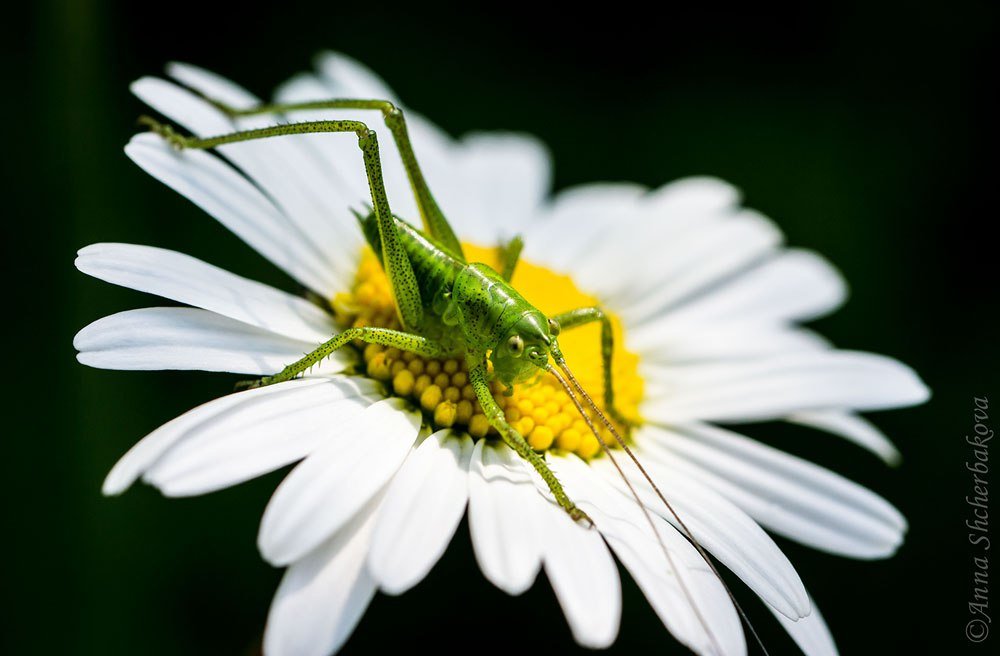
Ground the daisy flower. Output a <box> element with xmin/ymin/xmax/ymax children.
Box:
<box><xmin>75</xmin><ymin>52</ymin><xmax>929</xmax><ymax>656</ymax></box>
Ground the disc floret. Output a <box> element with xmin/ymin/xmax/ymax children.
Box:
<box><xmin>333</xmin><ymin>247</ymin><xmax>643</xmax><ymax>460</ymax></box>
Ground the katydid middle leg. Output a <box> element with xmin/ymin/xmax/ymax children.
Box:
<box><xmin>550</xmin><ymin>306</ymin><xmax>634</xmax><ymax>430</ymax></box>
<box><xmin>240</xmin><ymin>326</ymin><xmax>455</xmax><ymax>389</ymax></box>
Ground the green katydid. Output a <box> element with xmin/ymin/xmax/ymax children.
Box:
<box><xmin>139</xmin><ymin>97</ymin><xmax>770</xmax><ymax>655</ymax></box>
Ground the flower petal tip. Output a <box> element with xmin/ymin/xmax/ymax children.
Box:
<box><xmin>128</xmin><ymin>75</ymin><xmax>159</xmax><ymax>97</ymax></box>
<box><xmin>100</xmin><ymin>478</ymin><xmax>128</xmax><ymax>497</ymax></box>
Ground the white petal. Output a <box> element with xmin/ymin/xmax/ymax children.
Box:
<box><xmin>521</xmin><ymin>179</ymin><xmax>748</xmax><ymax>308</ymax></box>
<box><xmin>533</xmin><ymin>176</ymin><xmax>741</xmax><ymax>276</ymax></box>
<box><xmin>301</xmin><ymin>55</ymin><xmax>459</xmax><ymax>208</ymax></box>
<box><xmin>409</xmin><ymin>114</ymin><xmax>469</xmax><ymax>230</ymax></box>
<box><xmin>264</xmin><ymin>499</ymin><xmax>380</xmax><ymax>656</ymax></box>
<box><xmin>74</xmin><ymin>307</ymin><xmax>345</xmax><ymax>375</ymax></box>
<box><xmin>587</xmin><ymin>453</ymin><xmax>810</xmax><ymax>620</ymax></box>
<box><xmin>166</xmin><ymin>61</ymin><xmax>260</xmax><ymax>107</ymax></box>
<box><xmin>538</xmin><ymin>493</ymin><xmax>622</xmax><ymax>649</ymax></box>
<box><xmin>641</xmin><ymin>424</ymin><xmax>907</xmax><ymax>558</ymax></box>
<box><xmin>547</xmin><ymin>455</ymin><xmax>744</xmax><ymax>655</ymax></box>
<box><xmin>132</xmin><ymin>75</ymin><xmax>234</xmax><ymax>134</ymax></box>
<box><xmin>367</xmin><ymin>430</ymin><xmax>473</xmax><ymax>595</ymax></box>
<box><xmin>771</xmin><ymin>593</ymin><xmax>838</xmax><ymax>656</ymax></box>
<box><xmin>143</xmin><ymin>377</ymin><xmax>383</xmax><ymax>496</ymax></box>
<box><xmin>616</xmin><ymin>209</ymin><xmax>783</xmax><ymax>325</ymax></box>
<box><xmin>192</xmin><ymin>68</ymin><xmax>365</xmax><ymax>286</ymax></box>
<box><xmin>631</xmin><ymin>323</ymin><xmax>828</xmax><ymax>365</ymax></box>
<box><xmin>273</xmin><ymin>66</ymin><xmax>457</xmax><ymax>234</ymax></box>
<box><xmin>258</xmin><ymin>398</ymin><xmax>420</xmax><ymax>566</ymax></box>
<box><xmin>648</xmin><ymin>249</ymin><xmax>847</xmax><ymax>327</ymax></box>
<box><xmin>787</xmin><ymin>410</ymin><xmax>901</xmax><ymax>465</ymax></box>
<box><xmin>76</xmin><ymin>243</ymin><xmax>335</xmax><ymax>343</ymax></box>
<box><xmin>271</xmin><ymin>73</ymin><xmax>385</xmax><ymax>209</ymax></box>
<box><xmin>530</xmin><ymin>177</ymin><xmax>744</xmax><ymax>304</ymax></box>
<box><xmin>644</xmin><ymin>176</ymin><xmax>742</xmax><ymax>217</ymax></box>
<box><xmin>641</xmin><ymin>350</ymin><xmax>929</xmax><ymax>422</ymax></box>
<box><xmin>616</xmin><ymin>525</ymin><xmax>745</xmax><ymax>656</ymax></box>
<box><xmin>449</xmin><ymin>132</ymin><xmax>551</xmax><ymax>244</ymax></box>
<box><xmin>522</xmin><ymin>183</ymin><xmax>648</xmax><ymax>273</ymax></box>
<box><xmin>310</xmin><ymin>53</ymin><xmax>464</xmax><ymax>212</ymax></box>
<box><xmin>103</xmin><ymin>378</ymin><xmax>333</xmax><ymax>495</ymax></box>
<box><xmin>125</xmin><ymin>132</ymin><xmax>339</xmax><ymax>295</ymax></box>
<box><xmin>467</xmin><ymin>440</ymin><xmax>543</xmax><ymax>595</ymax></box>
<box><xmin>143</xmin><ymin>69</ymin><xmax>364</xmax><ymax>294</ymax></box>
<box><xmin>279</xmin><ymin>53</ymin><xmax>459</xmax><ymax>219</ymax></box>
<box><xmin>315</xmin><ymin>51</ymin><xmax>399</xmax><ymax>100</ymax></box>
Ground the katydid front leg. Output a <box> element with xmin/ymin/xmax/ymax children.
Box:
<box><xmin>466</xmin><ymin>352</ymin><xmax>592</xmax><ymax>526</ymax></box>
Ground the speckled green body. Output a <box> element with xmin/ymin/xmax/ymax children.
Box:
<box><xmin>361</xmin><ymin>213</ymin><xmax>550</xmax><ymax>385</ymax></box>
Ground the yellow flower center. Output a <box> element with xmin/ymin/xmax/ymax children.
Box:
<box><xmin>332</xmin><ymin>244</ymin><xmax>643</xmax><ymax>459</ymax></box>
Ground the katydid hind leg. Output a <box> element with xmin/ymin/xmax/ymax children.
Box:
<box><xmin>204</xmin><ymin>96</ymin><xmax>466</xmax><ymax>262</ymax></box>
<box><xmin>140</xmin><ymin>116</ymin><xmax>425</xmax><ymax>332</ymax></box>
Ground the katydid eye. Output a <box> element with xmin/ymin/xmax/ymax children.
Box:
<box><xmin>547</xmin><ymin>318</ymin><xmax>561</xmax><ymax>337</ymax></box>
<box><xmin>508</xmin><ymin>335</ymin><xmax>525</xmax><ymax>356</ymax></box>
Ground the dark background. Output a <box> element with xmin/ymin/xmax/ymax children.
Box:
<box><xmin>5</xmin><ymin>1</ymin><xmax>996</xmax><ymax>654</ymax></box>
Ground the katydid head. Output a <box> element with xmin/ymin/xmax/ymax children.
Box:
<box><xmin>491</xmin><ymin>314</ymin><xmax>562</xmax><ymax>386</ymax></box>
